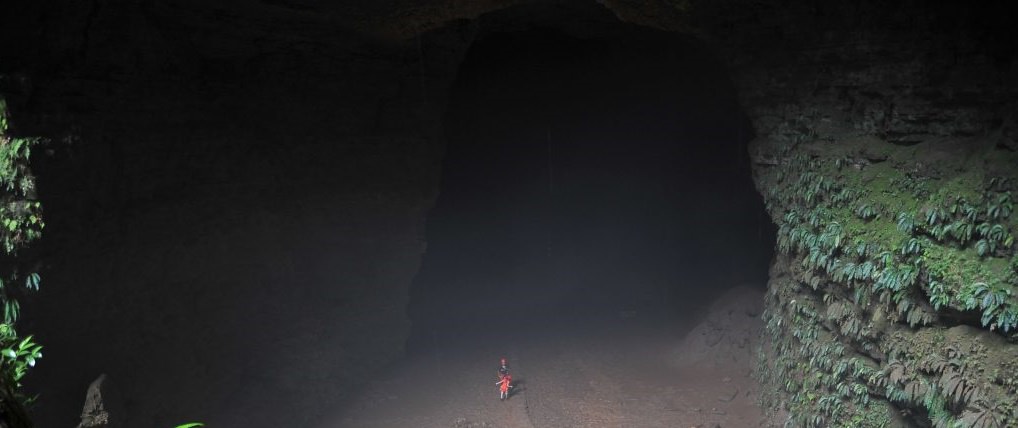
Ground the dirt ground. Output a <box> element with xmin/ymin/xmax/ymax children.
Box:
<box><xmin>323</xmin><ymin>286</ymin><xmax>768</xmax><ymax>428</ymax></box>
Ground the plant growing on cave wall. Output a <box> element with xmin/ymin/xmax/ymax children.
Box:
<box><xmin>0</xmin><ymin>97</ymin><xmax>44</xmax><ymax>428</ymax></box>
<box><xmin>754</xmin><ymin>109</ymin><xmax>1018</xmax><ymax>427</ymax></box>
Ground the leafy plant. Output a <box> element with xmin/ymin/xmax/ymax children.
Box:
<box><xmin>901</xmin><ymin>237</ymin><xmax>922</xmax><ymax>256</ymax></box>
<box><xmin>961</xmin><ymin>399</ymin><xmax>1007</xmax><ymax>428</ymax></box>
<box><xmin>0</xmin><ymin>97</ymin><xmax>45</xmax><ymax>428</ymax></box>
<box><xmin>924</xmin><ymin>206</ymin><xmax>946</xmax><ymax>226</ymax></box>
<box><xmin>939</xmin><ymin>367</ymin><xmax>977</xmax><ymax>406</ymax></box>
<box><xmin>897</xmin><ymin>211</ymin><xmax>916</xmax><ymax>234</ymax></box>
<box><xmin>959</xmin><ymin>282</ymin><xmax>1017</xmax><ymax>332</ymax></box>
<box><xmin>927</xmin><ymin>279</ymin><xmax>950</xmax><ymax>310</ymax></box>
<box><xmin>947</xmin><ymin>220</ymin><xmax>974</xmax><ymax>243</ymax></box>
<box><xmin>986</xmin><ymin>193</ymin><xmax>1013</xmax><ymax>220</ymax></box>
<box><xmin>855</xmin><ymin>202</ymin><xmax>879</xmax><ymax>219</ymax></box>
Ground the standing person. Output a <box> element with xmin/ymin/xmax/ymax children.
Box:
<box><xmin>497</xmin><ymin>357</ymin><xmax>510</xmax><ymax>379</ymax></box>
<box><xmin>495</xmin><ymin>372</ymin><xmax>512</xmax><ymax>400</ymax></box>
<box><xmin>495</xmin><ymin>357</ymin><xmax>512</xmax><ymax>400</ymax></box>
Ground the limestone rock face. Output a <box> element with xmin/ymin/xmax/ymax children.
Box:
<box><xmin>720</xmin><ymin>3</ymin><xmax>1018</xmax><ymax>426</ymax></box>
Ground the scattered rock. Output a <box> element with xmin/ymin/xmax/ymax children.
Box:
<box><xmin>453</xmin><ymin>417</ymin><xmax>491</xmax><ymax>428</ymax></box>
<box><xmin>717</xmin><ymin>388</ymin><xmax>739</xmax><ymax>402</ymax></box>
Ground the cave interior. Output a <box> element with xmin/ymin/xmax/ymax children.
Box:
<box><xmin>1</xmin><ymin>0</ymin><xmax>1017</xmax><ymax>427</ymax></box>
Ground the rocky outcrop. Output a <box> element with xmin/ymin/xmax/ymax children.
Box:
<box><xmin>721</xmin><ymin>2</ymin><xmax>1018</xmax><ymax>426</ymax></box>
<box><xmin>76</xmin><ymin>374</ymin><xmax>125</xmax><ymax>428</ymax></box>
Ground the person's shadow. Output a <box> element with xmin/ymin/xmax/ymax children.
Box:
<box><xmin>508</xmin><ymin>378</ymin><xmax>525</xmax><ymax>399</ymax></box>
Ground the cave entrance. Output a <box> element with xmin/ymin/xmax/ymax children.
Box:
<box><xmin>407</xmin><ymin>3</ymin><xmax>775</xmax><ymax>352</ymax></box>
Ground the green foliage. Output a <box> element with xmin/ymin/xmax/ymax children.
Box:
<box><xmin>0</xmin><ymin>322</ymin><xmax>40</xmax><ymax>426</ymax></box>
<box><xmin>957</xmin><ymin>281</ymin><xmax>1017</xmax><ymax>332</ymax></box>
<box><xmin>961</xmin><ymin>399</ymin><xmax>1007</xmax><ymax>428</ymax></box>
<box><xmin>0</xmin><ymin>100</ymin><xmax>43</xmax><ymax>256</ymax></box>
<box><xmin>0</xmin><ymin>333</ymin><xmax>43</xmax><ymax>381</ymax></box>
<box><xmin>770</xmin><ymin>139</ymin><xmax>1018</xmax><ymax>334</ymax></box>
<box><xmin>0</xmin><ymin>96</ymin><xmax>44</xmax><ymax>427</ymax></box>
<box><xmin>897</xmin><ymin>211</ymin><xmax>916</xmax><ymax>235</ymax></box>
<box><xmin>856</xmin><ymin>203</ymin><xmax>878</xmax><ymax>220</ymax></box>
<box><xmin>777</xmin><ymin>115</ymin><xmax>1017</xmax><ymax>420</ymax></box>
<box><xmin>174</xmin><ymin>423</ymin><xmax>205</xmax><ymax>428</ymax></box>
<box><xmin>757</xmin><ymin>115</ymin><xmax>1018</xmax><ymax>427</ymax></box>
<box><xmin>928</xmin><ymin>279</ymin><xmax>950</xmax><ymax>310</ymax></box>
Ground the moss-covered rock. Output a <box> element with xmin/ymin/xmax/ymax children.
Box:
<box><xmin>751</xmin><ymin>104</ymin><xmax>1018</xmax><ymax>427</ymax></box>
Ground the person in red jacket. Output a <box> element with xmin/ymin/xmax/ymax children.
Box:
<box><xmin>495</xmin><ymin>357</ymin><xmax>512</xmax><ymax>400</ymax></box>
<box><xmin>495</xmin><ymin>372</ymin><xmax>512</xmax><ymax>400</ymax></box>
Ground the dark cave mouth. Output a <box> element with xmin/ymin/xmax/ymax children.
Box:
<box><xmin>406</xmin><ymin>3</ymin><xmax>776</xmax><ymax>351</ymax></box>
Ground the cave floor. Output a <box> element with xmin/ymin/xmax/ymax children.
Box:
<box><xmin>326</xmin><ymin>305</ymin><xmax>766</xmax><ymax>428</ymax></box>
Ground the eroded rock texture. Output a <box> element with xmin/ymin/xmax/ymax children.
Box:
<box><xmin>723</xmin><ymin>2</ymin><xmax>1018</xmax><ymax>426</ymax></box>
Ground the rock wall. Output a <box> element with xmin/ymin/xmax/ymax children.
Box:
<box><xmin>712</xmin><ymin>2</ymin><xmax>1018</xmax><ymax>426</ymax></box>
<box><xmin>3</xmin><ymin>3</ymin><xmax>471</xmax><ymax>426</ymax></box>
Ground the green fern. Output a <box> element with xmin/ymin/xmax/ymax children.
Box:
<box><xmin>897</xmin><ymin>211</ymin><xmax>916</xmax><ymax>234</ymax></box>
<box><xmin>901</xmin><ymin>237</ymin><xmax>923</xmax><ymax>256</ymax></box>
<box><xmin>976</xmin><ymin>239</ymin><xmax>990</xmax><ymax>257</ymax></box>
<box><xmin>960</xmin><ymin>399</ymin><xmax>1006</xmax><ymax>428</ymax></box>
<box><xmin>924</xmin><ymin>206</ymin><xmax>945</xmax><ymax>226</ymax></box>
<box><xmin>927</xmin><ymin>280</ymin><xmax>950</xmax><ymax>310</ymax></box>
<box><xmin>938</xmin><ymin>368</ymin><xmax>976</xmax><ymax>406</ymax></box>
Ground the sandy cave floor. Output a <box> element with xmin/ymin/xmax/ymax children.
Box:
<box><xmin>323</xmin><ymin>287</ymin><xmax>768</xmax><ymax>428</ymax></box>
